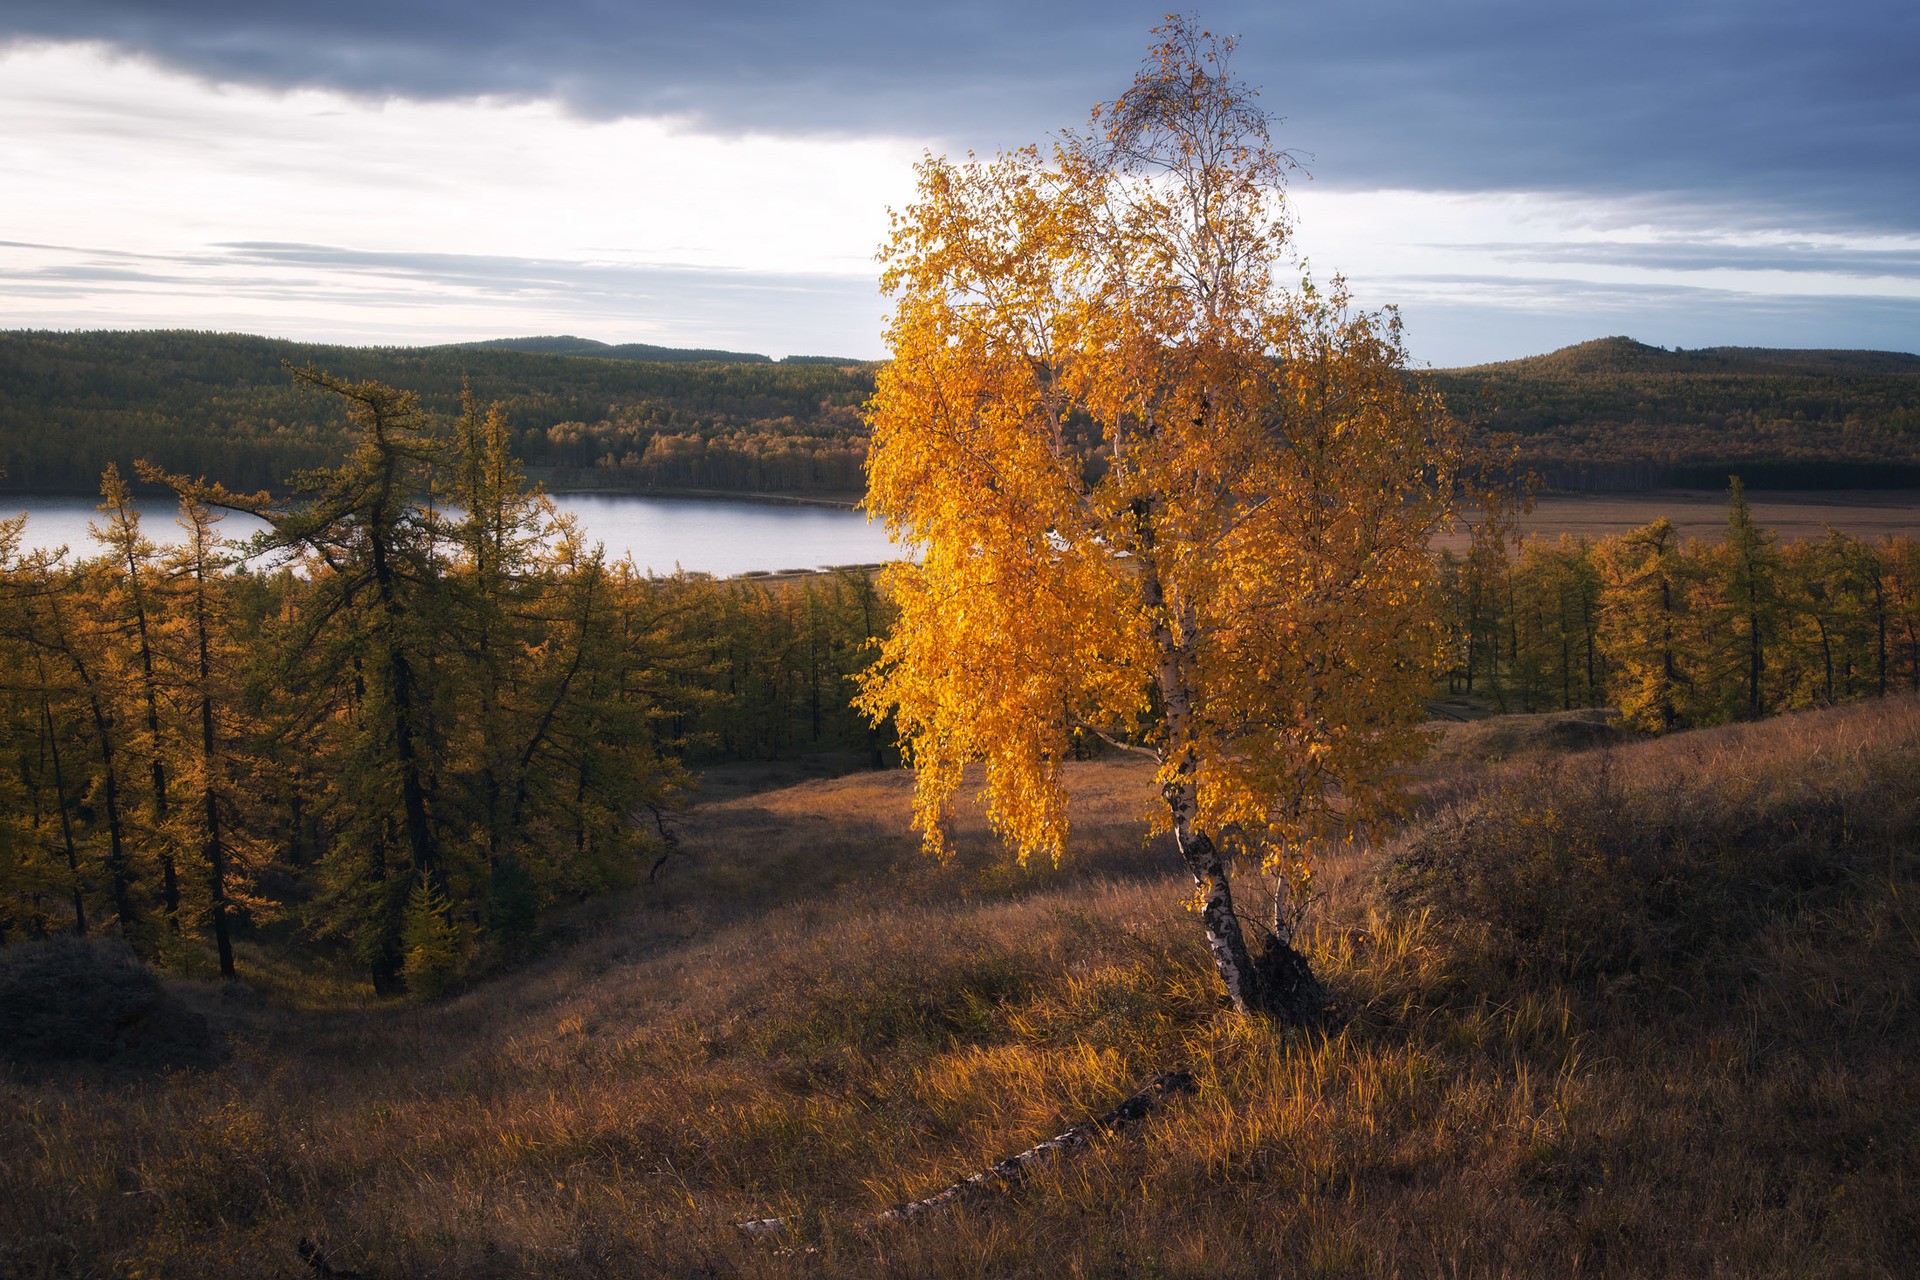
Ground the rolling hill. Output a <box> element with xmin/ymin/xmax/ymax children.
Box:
<box><xmin>3</xmin><ymin>329</ymin><xmax>1916</xmax><ymax>497</ymax></box>
<box><xmin>1428</xmin><ymin>336</ymin><xmax>1920</xmax><ymax>489</ymax></box>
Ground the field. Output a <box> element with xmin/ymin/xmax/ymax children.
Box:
<box><xmin>3</xmin><ymin>697</ymin><xmax>1916</xmax><ymax>1278</ymax></box>
<box><xmin>1435</xmin><ymin>487</ymin><xmax>1920</xmax><ymax>553</ymax></box>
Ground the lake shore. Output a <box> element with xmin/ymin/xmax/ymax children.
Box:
<box><xmin>1434</xmin><ymin>486</ymin><xmax>1920</xmax><ymax>553</ymax></box>
<box><xmin>10</xmin><ymin>487</ymin><xmax>1915</xmax><ymax>569</ymax></box>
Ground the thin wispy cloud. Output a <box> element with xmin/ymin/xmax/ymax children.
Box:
<box><xmin>0</xmin><ymin>236</ymin><xmax>884</xmax><ymax>354</ymax></box>
<box><xmin>1466</xmin><ymin>241</ymin><xmax>1920</xmax><ymax>282</ymax></box>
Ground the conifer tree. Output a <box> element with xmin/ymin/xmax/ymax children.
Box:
<box><xmin>439</xmin><ymin>392</ymin><xmax>561</xmax><ymax>944</ymax></box>
<box><xmin>1781</xmin><ymin>530</ymin><xmax>1880</xmax><ymax>707</ymax></box>
<box><xmin>1510</xmin><ymin>536</ymin><xmax>1605</xmax><ymax>712</ymax></box>
<box><xmin>1882</xmin><ymin>536</ymin><xmax>1920</xmax><ymax>693</ymax></box>
<box><xmin>0</xmin><ymin>515</ymin><xmax>75</xmax><ymax>938</ymax></box>
<box><xmin>138</xmin><ymin>464</ymin><xmax>264</xmax><ymax>977</ymax></box>
<box><xmin>260</xmin><ymin>368</ymin><xmax>449</xmax><ymax>992</ymax></box>
<box><xmin>1717</xmin><ymin>477</ymin><xmax>1780</xmax><ymax>719</ymax></box>
<box><xmin>92</xmin><ymin>465</ymin><xmax>183</xmax><ymax>933</ymax></box>
<box><xmin>1599</xmin><ymin>518</ymin><xmax>1693</xmax><ymax>732</ymax></box>
<box><xmin>23</xmin><ymin>553</ymin><xmax>139</xmax><ymax>935</ymax></box>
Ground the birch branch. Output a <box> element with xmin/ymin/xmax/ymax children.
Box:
<box><xmin>737</xmin><ymin>1070</ymin><xmax>1194</xmax><ymax>1238</ymax></box>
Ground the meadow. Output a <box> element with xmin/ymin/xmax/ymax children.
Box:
<box><xmin>3</xmin><ymin>695</ymin><xmax>1914</xmax><ymax>1278</ymax></box>
<box><xmin>1436</xmin><ymin>487</ymin><xmax>1920</xmax><ymax>553</ymax></box>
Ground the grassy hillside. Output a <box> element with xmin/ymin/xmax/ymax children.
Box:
<box><xmin>3</xmin><ymin>697</ymin><xmax>1914</xmax><ymax>1277</ymax></box>
<box><xmin>1429</xmin><ymin>337</ymin><xmax>1920</xmax><ymax>489</ymax></box>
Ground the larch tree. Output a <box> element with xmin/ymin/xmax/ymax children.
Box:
<box><xmin>259</xmin><ymin>368</ymin><xmax>450</xmax><ymax>992</ymax></box>
<box><xmin>0</xmin><ymin>514</ymin><xmax>76</xmax><ymax>938</ymax></box>
<box><xmin>1598</xmin><ymin>517</ymin><xmax>1699</xmax><ymax>732</ymax></box>
<box><xmin>138</xmin><ymin>464</ymin><xmax>263</xmax><ymax>978</ymax></box>
<box><xmin>93</xmin><ymin>465</ymin><xmax>182</xmax><ymax>933</ymax></box>
<box><xmin>1716</xmin><ymin>477</ymin><xmax>1780</xmax><ymax>720</ymax></box>
<box><xmin>26</xmin><ymin>550</ymin><xmax>140</xmax><ymax>935</ymax></box>
<box><xmin>1884</xmin><ymin>535</ymin><xmax>1920</xmax><ymax>694</ymax></box>
<box><xmin>859</xmin><ymin>18</ymin><xmax>1465</xmax><ymax>1021</ymax></box>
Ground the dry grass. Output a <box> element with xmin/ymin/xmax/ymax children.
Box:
<box><xmin>2</xmin><ymin>704</ymin><xmax>1916</xmax><ymax>1278</ymax></box>
<box><xmin>1433</xmin><ymin>488</ymin><xmax>1920</xmax><ymax>553</ymax></box>
<box><xmin>1425</xmin><ymin>707</ymin><xmax>1630</xmax><ymax>765</ymax></box>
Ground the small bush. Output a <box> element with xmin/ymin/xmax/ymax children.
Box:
<box><xmin>0</xmin><ymin>936</ymin><xmax>213</xmax><ymax>1066</ymax></box>
<box><xmin>1427</xmin><ymin>708</ymin><xmax>1630</xmax><ymax>765</ymax></box>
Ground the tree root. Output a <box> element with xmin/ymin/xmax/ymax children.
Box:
<box><xmin>1251</xmin><ymin>934</ymin><xmax>1331</xmax><ymax>1026</ymax></box>
<box><xmin>737</xmin><ymin>1070</ymin><xmax>1195</xmax><ymax>1239</ymax></box>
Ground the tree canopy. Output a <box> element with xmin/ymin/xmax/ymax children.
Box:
<box><xmin>859</xmin><ymin>18</ymin><xmax>1465</xmax><ymax>1019</ymax></box>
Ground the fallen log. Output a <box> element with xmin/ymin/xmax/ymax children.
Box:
<box><xmin>737</xmin><ymin>1069</ymin><xmax>1194</xmax><ymax>1237</ymax></box>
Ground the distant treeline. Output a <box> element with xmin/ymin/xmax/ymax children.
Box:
<box><xmin>454</xmin><ymin>334</ymin><xmax>778</xmax><ymax>363</ymax></box>
<box><xmin>5</xmin><ymin>330</ymin><xmax>1919</xmax><ymax>499</ymax></box>
<box><xmin>1431</xmin><ymin>337</ymin><xmax>1920</xmax><ymax>490</ymax></box>
<box><xmin>1440</xmin><ymin>479</ymin><xmax>1920</xmax><ymax>728</ymax></box>
<box><xmin>0</xmin><ymin>374</ymin><xmax>893</xmax><ymax>992</ymax></box>
<box><xmin>451</xmin><ymin>334</ymin><xmax>874</xmax><ymax>367</ymax></box>
<box><xmin>0</xmin><ymin>330</ymin><xmax>874</xmax><ymax>496</ymax></box>
<box><xmin>4</xmin><ymin>369</ymin><xmax>1916</xmax><ymax>989</ymax></box>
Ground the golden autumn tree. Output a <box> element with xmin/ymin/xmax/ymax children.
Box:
<box><xmin>859</xmin><ymin>18</ymin><xmax>1464</xmax><ymax>1020</ymax></box>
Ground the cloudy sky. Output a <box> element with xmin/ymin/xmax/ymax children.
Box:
<box><xmin>2</xmin><ymin>1</ymin><xmax>1915</xmax><ymax>365</ymax></box>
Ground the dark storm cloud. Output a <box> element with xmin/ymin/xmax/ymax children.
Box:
<box><xmin>4</xmin><ymin>2</ymin><xmax>1915</xmax><ymax>232</ymax></box>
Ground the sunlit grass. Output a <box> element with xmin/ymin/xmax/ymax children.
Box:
<box><xmin>3</xmin><ymin>699</ymin><xmax>1916</xmax><ymax>1276</ymax></box>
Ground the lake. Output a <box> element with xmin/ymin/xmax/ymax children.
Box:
<box><xmin>3</xmin><ymin>493</ymin><xmax>899</xmax><ymax>579</ymax></box>
<box><xmin>17</xmin><ymin>488</ymin><xmax>1913</xmax><ymax>574</ymax></box>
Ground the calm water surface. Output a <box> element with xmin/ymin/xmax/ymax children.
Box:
<box><xmin>6</xmin><ymin>493</ymin><xmax>897</xmax><ymax>578</ymax></box>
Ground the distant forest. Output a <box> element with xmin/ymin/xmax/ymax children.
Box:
<box><xmin>1427</xmin><ymin>337</ymin><xmax>1920</xmax><ymax>490</ymax></box>
<box><xmin>3</xmin><ymin>330</ymin><xmax>1918</xmax><ymax>497</ymax></box>
<box><xmin>0</xmin><ymin>331</ymin><xmax>874</xmax><ymax>495</ymax></box>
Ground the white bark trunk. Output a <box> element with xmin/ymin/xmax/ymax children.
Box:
<box><xmin>1135</xmin><ymin>520</ymin><xmax>1266</xmax><ymax>1016</ymax></box>
<box><xmin>736</xmin><ymin>1072</ymin><xmax>1193</xmax><ymax>1237</ymax></box>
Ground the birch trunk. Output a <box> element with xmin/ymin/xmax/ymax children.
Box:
<box><xmin>1140</xmin><ymin>532</ymin><xmax>1320</xmax><ymax>1021</ymax></box>
<box><xmin>1160</xmin><ymin>764</ymin><xmax>1264</xmax><ymax>1014</ymax></box>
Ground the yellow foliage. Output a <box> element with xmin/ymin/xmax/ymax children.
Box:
<box><xmin>859</xmin><ymin>18</ymin><xmax>1464</xmax><ymax>877</ymax></box>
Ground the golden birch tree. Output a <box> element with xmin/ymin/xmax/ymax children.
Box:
<box><xmin>859</xmin><ymin>18</ymin><xmax>1464</xmax><ymax>1020</ymax></box>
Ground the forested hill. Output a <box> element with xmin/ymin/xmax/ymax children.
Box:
<box><xmin>1454</xmin><ymin>335</ymin><xmax>1920</xmax><ymax>378</ymax></box>
<box><xmin>447</xmin><ymin>335</ymin><xmax>775</xmax><ymax>363</ymax></box>
<box><xmin>1427</xmin><ymin>337</ymin><xmax>1920</xmax><ymax>489</ymax></box>
<box><xmin>5</xmin><ymin>329</ymin><xmax>1919</xmax><ymax>497</ymax></box>
<box><xmin>0</xmin><ymin>329</ymin><xmax>875</xmax><ymax>495</ymax></box>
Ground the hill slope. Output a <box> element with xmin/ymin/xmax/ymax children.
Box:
<box><xmin>0</xmin><ymin>329</ymin><xmax>874</xmax><ymax>495</ymax></box>
<box><xmin>3</xmin><ymin>329</ymin><xmax>1917</xmax><ymax>497</ymax></box>
<box><xmin>3</xmin><ymin>698</ymin><xmax>1915</xmax><ymax>1276</ymax></box>
<box><xmin>446</xmin><ymin>334</ymin><xmax>776</xmax><ymax>363</ymax></box>
<box><xmin>1458</xmin><ymin>335</ymin><xmax>1920</xmax><ymax>378</ymax></box>
<box><xmin>1430</xmin><ymin>337</ymin><xmax>1920</xmax><ymax>489</ymax></box>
